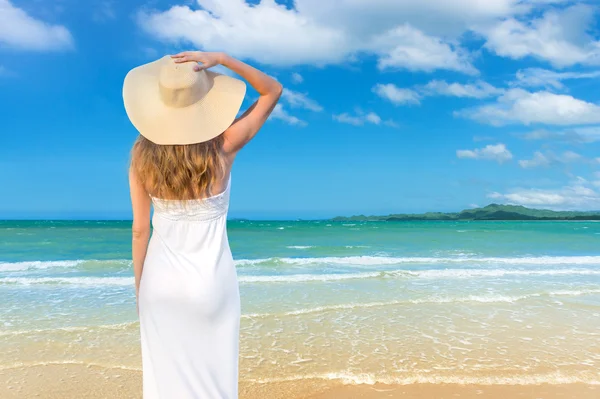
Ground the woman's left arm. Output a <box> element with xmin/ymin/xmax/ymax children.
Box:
<box><xmin>128</xmin><ymin>166</ymin><xmax>151</xmax><ymax>313</ymax></box>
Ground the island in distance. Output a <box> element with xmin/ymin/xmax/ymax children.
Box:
<box><xmin>332</xmin><ymin>204</ymin><xmax>600</xmax><ymax>221</ymax></box>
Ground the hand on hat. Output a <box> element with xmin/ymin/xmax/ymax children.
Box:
<box><xmin>171</xmin><ymin>51</ymin><xmax>224</xmax><ymax>72</ymax></box>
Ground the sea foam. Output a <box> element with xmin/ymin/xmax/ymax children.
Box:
<box><xmin>3</xmin><ymin>255</ymin><xmax>600</xmax><ymax>273</ymax></box>
<box><xmin>243</xmin><ymin>370</ymin><xmax>600</xmax><ymax>385</ymax></box>
<box><xmin>0</xmin><ymin>276</ymin><xmax>132</xmax><ymax>286</ymax></box>
<box><xmin>237</xmin><ymin>268</ymin><xmax>600</xmax><ymax>283</ymax></box>
<box><xmin>234</xmin><ymin>255</ymin><xmax>600</xmax><ymax>267</ymax></box>
<box><xmin>2</xmin><ymin>268</ymin><xmax>600</xmax><ymax>286</ymax></box>
<box><xmin>0</xmin><ymin>259</ymin><xmax>130</xmax><ymax>272</ymax></box>
<box><xmin>241</xmin><ymin>288</ymin><xmax>600</xmax><ymax>318</ymax></box>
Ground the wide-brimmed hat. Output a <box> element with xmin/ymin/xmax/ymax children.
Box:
<box><xmin>123</xmin><ymin>55</ymin><xmax>246</xmax><ymax>145</ymax></box>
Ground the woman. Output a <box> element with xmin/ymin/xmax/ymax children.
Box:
<box><xmin>123</xmin><ymin>51</ymin><xmax>282</xmax><ymax>398</ymax></box>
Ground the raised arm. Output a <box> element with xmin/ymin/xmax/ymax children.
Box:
<box><xmin>171</xmin><ymin>51</ymin><xmax>283</xmax><ymax>156</ymax></box>
<box><xmin>218</xmin><ymin>53</ymin><xmax>282</xmax><ymax>154</ymax></box>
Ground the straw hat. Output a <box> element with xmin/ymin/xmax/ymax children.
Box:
<box><xmin>123</xmin><ymin>55</ymin><xmax>246</xmax><ymax>145</ymax></box>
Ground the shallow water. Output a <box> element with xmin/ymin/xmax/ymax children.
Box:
<box><xmin>1</xmin><ymin>220</ymin><xmax>599</xmax><ymax>385</ymax></box>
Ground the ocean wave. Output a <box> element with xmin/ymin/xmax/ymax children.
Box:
<box><xmin>0</xmin><ymin>260</ymin><xmax>84</xmax><ymax>272</ymax></box>
<box><xmin>409</xmin><ymin>268</ymin><xmax>600</xmax><ymax>279</ymax></box>
<box><xmin>0</xmin><ymin>364</ymin><xmax>596</xmax><ymax>385</ymax></box>
<box><xmin>0</xmin><ymin>360</ymin><xmax>141</xmax><ymax>372</ymax></box>
<box><xmin>0</xmin><ymin>276</ymin><xmax>133</xmax><ymax>286</ymax></box>
<box><xmin>0</xmin><ymin>321</ymin><xmax>139</xmax><ymax>337</ymax></box>
<box><xmin>0</xmin><ymin>259</ymin><xmax>130</xmax><ymax>272</ymax></box>
<box><xmin>286</xmin><ymin>245</ymin><xmax>370</xmax><ymax>250</ymax></box>
<box><xmin>2</xmin><ymin>268</ymin><xmax>600</xmax><ymax>286</ymax></box>
<box><xmin>234</xmin><ymin>255</ymin><xmax>600</xmax><ymax>267</ymax></box>
<box><xmin>242</xmin><ymin>289</ymin><xmax>600</xmax><ymax>318</ymax></box>
<box><xmin>243</xmin><ymin>370</ymin><xmax>600</xmax><ymax>385</ymax></box>
<box><xmin>238</xmin><ymin>268</ymin><xmax>600</xmax><ymax>283</ymax></box>
<box><xmin>3</xmin><ymin>255</ymin><xmax>600</xmax><ymax>273</ymax></box>
<box><xmin>239</xmin><ymin>272</ymin><xmax>383</xmax><ymax>283</ymax></box>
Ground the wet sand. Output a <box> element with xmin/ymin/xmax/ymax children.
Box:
<box><xmin>307</xmin><ymin>382</ymin><xmax>599</xmax><ymax>398</ymax></box>
<box><xmin>0</xmin><ymin>364</ymin><xmax>597</xmax><ymax>399</ymax></box>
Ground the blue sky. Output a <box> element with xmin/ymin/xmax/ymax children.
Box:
<box><xmin>1</xmin><ymin>0</ymin><xmax>600</xmax><ymax>219</ymax></box>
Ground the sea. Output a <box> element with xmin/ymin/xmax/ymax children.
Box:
<box><xmin>1</xmin><ymin>219</ymin><xmax>599</xmax><ymax>386</ymax></box>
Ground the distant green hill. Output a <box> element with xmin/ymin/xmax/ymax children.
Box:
<box><xmin>331</xmin><ymin>204</ymin><xmax>600</xmax><ymax>221</ymax></box>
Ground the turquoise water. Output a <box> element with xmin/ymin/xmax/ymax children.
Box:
<box><xmin>1</xmin><ymin>220</ymin><xmax>600</xmax><ymax>385</ymax></box>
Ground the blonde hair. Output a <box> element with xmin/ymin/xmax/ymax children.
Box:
<box><xmin>129</xmin><ymin>134</ymin><xmax>226</xmax><ymax>200</ymax></box>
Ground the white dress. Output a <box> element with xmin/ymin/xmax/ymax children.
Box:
<box><xmin>138</xmin><ymin>173</ymin><xmax>240</xmax><ymax>399</ymax></box>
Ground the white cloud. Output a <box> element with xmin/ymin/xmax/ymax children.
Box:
<box><xmin>281</xmin><ymin>89</ymin><xmax>323</xmax><ymax>112</ymax></box>
<box><xmin>371</xmin><ymin>24</ymin><xmax>477</xmax><ymax>74</ymax></box>
<box><xmin>477</xmin><ymin>4</ymin><xmax>600</xmax><ymax>68</ymax></box>
<box><xmin>514</xmin><ymin>68</ymin><xmax>600</xmax><ymax>90</ymax></box>
<box><xmin>138</xmin><ymin>0</ymin><xmax>487</xmax><ymax>72</ymax></box>
<box><xmin>521</xmin><ymin>129</ymin><xmax>563</xmax><ymax>140</ymax></box>
<box><xmin>488</xmin><ymin>177</ymin><xmax>600</xmax><ymax>210</ymax></box>
<box><xmin>138</xmin><ymin>1</ymin><xmax>600</xmax><ymax>73</ymax></box>
<box><xmin>270</xmin><ymin>104</ymin><xmax>306</xmax><ymax>126</ymax></box>
<box><xmin>383</xmin><ymin>119</ymin><xmax>400</xmax><ymax>128</ymax></box>
<box><xmin>518</xmin><ymin>150</ymin><xmax>583</xmax><ymax>169</ymax></box>
<box><xmin>456</xmin><ymin>143</ymin><xmax>513</xmax><ymax>163</ymax></box>
<box><xmin>267</xmin><ymin>88</ymin><xmax>321</xmax><ymax>126</ymax></box>
<box><xmin>291</xmin><ymin>72</ymin><xmax>303</xmax><ymax>84</ymax></box>
<box><xmin>139</xmin><ymin>1</ymin><xmax>347</xmax><ymax>66</ymax></box>
<box><xmin>372</xmin><ymin>83</ymin><xmax>421</xmax><ymax>105</ymax></box>
<box><xmin>456</xmin><ymin>89</ymin><xmax>600</xmax><ymax>126</ymax></box>
<box><xmin>0</xmin><ymin>0</ymin><xmax>74</xmax><ymax>51</ymax></box>
<box><xmin>364</xmin><ymin>113</ymin><xmax>380</xmax><ymax>125</ymax></box>
<box><xmin>372</xmin><ymin>79</ymin><xmax>504</xmax><ymax>106</ymax></box>
<box><xmin>296</xmin><ymin>0</ymin><xmax>522</xmax><ymax>38</ymax></box>
<box><xmin>422</xmin><ymin>80</ymin><xmax>503</xmax><ymax>98</ymax></box>
<box><xmin>333</xmin><ymin>112</ymin><xmax>379</xmax><ymax>126</ymax></box>
<box><xmin>560</xmin><ymin>150</ymin><xmax>583</xmax><ymax>163</ymax></box>
<box><xmin>332</xmin><ymin>113</ymin><xmax>364</xmax><ymax>126</ymax></box>
<box><xmin>332</xmin><ymin>109</ymin><xmax>394</xmax><ymax>127</ymax></box>
<box><xmin>518</xmin><ymin>151</ymin><xmax>550</xmax><ymax>168</ymax></box>
<box><xmin>521</xmin><ymin>126</ymin><xmax>600</xmax><ymax>143</ymax></box>
<box><xmin>568</xmin><ymin>126</ymin><xmax>600</xmax><ymax>142</ymax></box>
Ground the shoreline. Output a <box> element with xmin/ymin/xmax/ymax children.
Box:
<box><xmin>1</xmin><ymin>364</ymin><xmax>598</xmax><ymax>399</ymax></box>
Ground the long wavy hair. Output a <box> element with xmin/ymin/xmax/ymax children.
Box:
<box><xmin>129</xmin><ymin>134</ymin><xmax>226</xmax><ymax>200</ymax></box>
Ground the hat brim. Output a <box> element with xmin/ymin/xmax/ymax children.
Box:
<box><xmin>123</xmin><ymin>57</ymin><xmax>247</xmax><ymax>145</ymax></box>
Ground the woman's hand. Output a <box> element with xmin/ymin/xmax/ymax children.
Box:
<box><xmin>171</xmin><ymin>51</ymin><xmax>224</xmax><ymax>71</ymax></box>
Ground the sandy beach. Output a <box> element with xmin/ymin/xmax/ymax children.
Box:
<box><xmin>0</xmin><ymin>364</ymin><xmax>598</xmax><ymax>398</ymax></box>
